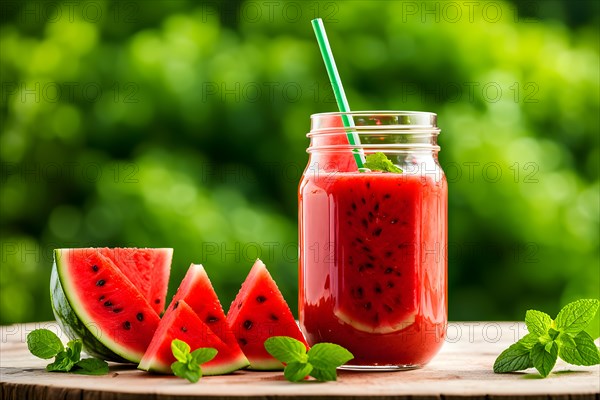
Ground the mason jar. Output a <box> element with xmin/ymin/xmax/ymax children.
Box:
<box><xmin>298</xmin><ymin>111</ymin><xmax>447</xmax><ymax>370</ymax></box>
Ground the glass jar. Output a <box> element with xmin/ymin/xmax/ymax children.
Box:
<box><xmin>298</xmin><ymin>111</ymin><xmax>447</xmax><ymax>370</ymax></box>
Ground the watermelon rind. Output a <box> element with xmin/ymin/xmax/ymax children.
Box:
<box><xmin>50</xmin><ymin>263</ymin><xmax>128</xmax><ymax>362</ymax></box>
<box><xmin>334</xmin><ymin>309</ymin><xmax>416</xmax><ymax>334</ymax></box>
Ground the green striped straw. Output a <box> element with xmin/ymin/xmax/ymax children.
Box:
<box><xmin>311</xmin><ymin>18</ymin><xmax>365</xmax><ymax>169</ymax></box>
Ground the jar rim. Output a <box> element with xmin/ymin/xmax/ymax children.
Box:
<box><xmin>310</xmin><ymin>111</ymin><xmax>438</xmax><ymax>132</ymax></box>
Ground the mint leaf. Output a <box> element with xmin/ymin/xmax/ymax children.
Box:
<box><xmin>171</xmin><ymin>361</ymin><xmax>201</xmax><ymax>383</ymax></box>
<box><xmin>519</xmin><ymin>333</ymin><xmax>540</xmax><ymax>350</ymax></box>
<box><xmin>66</xmin><ymin>340</ymin><xmax>82</xmax><ymax>363</ymax></box>
<box><xmin>493</xmin><ymin>340</ymin><xmax>533</xmax><ymax>373</ymax></box>
<box><xmin>362</xmin><ymin>152</ymin><xmax>402</xmax><ymax>173</ymax></box>
<box><xmin>525</xmin><ymin>310</ymin><xmax>552</xmax><ymax>337</ymax></box>
<box><xmin>264</xmin><ymin>337</ymin><xmax>308</xmax><ymax>364</ymax></box>
<box><xmin>310</xmin><ymin>366</ymin><xmax>338</xmax><ymax>382</ymax></box>
<box><xmin>558</xmin><ymin>331</ymin><xmax>600</xmax><ymax>366</ymax></box>
<box><xmin>555</xmin><ymin>299</ymin><xmax>600</xmax><ymax>335</ymax></box>
<box><xmin>46</xmin><ymin>351</ymin><xmax>77</xmax><ymax>372</ymax></box>
<box><xmin>171</xmin><ymin>339</ymin><xmax>190</xmax><ymax>363</ymax></box>
<box><xmin>284</xmin><ymin>362</ymin><xmax>313</xmax><ymax>382</ymax></box>
<box><xmin>72</xmin><ymin>358</ymin><xmax>109</xmax><ymax>375</ymax></box>
<box><xmin>531</xmin><ymin>341</ymin><xmax>558</xmax><ymax>378</ymax></box>
<box><xmin>170</xmin><ymin>340</ymin><xmax>216</xmax><ymax>383</ymax></box>
<box><xmin>190</xmin><ymin>348</ymin><xmax>218</xmax><ymax>366</ymax></box>
<box><xmin>264</xmin><ymin>336</ymin><xmax>353</xmax><ymax>382</ymax></box>
<box><xmin>27</xmin><ymin>329</ymin><xmax>63</xmax><ymax>359</ymax></box>
<box><xmin>307</xmin><ymin>343</ymin><xmax>354</xmax><ymax>369</ymax></box>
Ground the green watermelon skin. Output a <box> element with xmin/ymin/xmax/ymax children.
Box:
<box><xmin>51</xmin><ymin>248</ymin><xmax>161</xmax><ymax>363</ymax></box>
<box><xmin>227</xmin><ymin>259</ymin><xmax>309</xmax><ymax>370</ymax></box>
<box><xmin>139</xmin><ymin>300</ymin><xmax>248</xmax><ymax>375</ymax></box>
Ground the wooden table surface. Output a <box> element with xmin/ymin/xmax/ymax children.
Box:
<box><xmin>1</xmin><ymin>322</ymin><xmax>598</xmax><ymax>400</ymax></box>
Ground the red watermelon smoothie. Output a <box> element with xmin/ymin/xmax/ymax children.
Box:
<box><xmin>299</xmin><ymin>112</ymin><xmax>447</xmax><ymax>368</ymax></box>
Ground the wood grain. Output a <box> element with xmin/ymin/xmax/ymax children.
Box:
<box><xmin>1</xmin><ymin>322</ymin><xmax>598</xmax><ymax>399</ymax></box>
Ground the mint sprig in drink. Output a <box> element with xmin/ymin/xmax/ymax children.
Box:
<box><xmin>298</xmin><ymin>20</ymin><xmax>447</xmax><ymax>369</ymax></box>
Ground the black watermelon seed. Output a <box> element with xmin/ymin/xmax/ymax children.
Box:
<box><xmin>351</xmin><ymin>202</ymin><xmax>357</xmax><ymax>211</ymax></box>
<box><xmin>367</xmin><ymin>254</ymin><xmax>376</xmax><ymax>262</ymax></box>
<box><xmin>113</xmin><ymin>308</ymin><xmax>123</xmax><ymax>313</ymax></box>
<box><xmin>237</xmin><ymin>302</ymin><xmax>243</xmax><ymax>310</ymax></box>
<box><xmin>387</xmin><ymin>281</ymin><xmax>395</xmax><ymax>288</ymax></box>
<box><xmin>243</xmin><ymin>320</ymin><xmax>253</xmax><ymax>330</ymax></box>
<box><xmin>270</xmin><ymin>314</ymin><xmax>279</xmax><ymax>321</ymax></box>
<box><xmin>374</xmin><ymin>284</ymin><xmax>382</xmax><ymax>294</ymax></box>
<box><xmin>99</xmin><ymin>295</ymin><xmax>105</xmax><ymax>301</ymax></box>
<box><xmin>374</xmin><ymin>203</ymin><xmax>379</xmax><ymax>212</ymax></box>
<box><xmin>384</xmin><ymin>267</ymin><xmax>393</xmax><ymax>274</ymax></box>
<box><xmin>239</xmin><ymin>338</ymin><xmax>247</xmax><ymax>346</ymax></box>
<box><xmin>256</xmin><ymin>296</ymin><xmax>267</xmax><ymax>303</ymax></box>
<box><xmin>361</xmin><ymin>219</ymin><xmax>368</xmax><ymax>229</ymax></box>
<box><xmin>104</xmin><ymin>301</ymin><xmax>113</xmax><ymax>307</ymax></box>
<box><xmin>384</xmin><ymin>194</ymin><xmax>391</xmax><ymax>199</ymax></box>
<box><xmin>384</xmin><ymin>304</ymin><xmax>393</xmax><ymax>313</ymax></box>
<box><xmin>361</xmin><ymin>197</ymin><xmax>366</xmax><ymax>205</ymax></box>
<box><xmin>96</xmin><ymin>279</ymin><xmax>106</xmax><ymax>287</ymax></box>
<box><xmin>173</xmin><ymin>301</ymin><xmax>179</xmax><ymax>309</ymax></box>
<box><xmin>362</xmin><ymin>246</ymin><xmax>371</xmax><ymax>253</ymax></box>
<box><xmin>206</xmin><ymin>316</ymin><xmax>218</xmax><ymax>323</ymax></box>
<box><xmin>136</xmin><ymin>312</ymin><xmax>144</xmax><ymax>322</ymax></box>
<box><xmin>181</xmin><ymin>326</ymin><xmax>187</xmax><ymax>332</ymax></box>
<box><xmin>372</xmin><ymin>228</ymin><xmax>382</xmax><ymax>237</ymax></box>
<box><xmin>353</xmin><ymin>287</ymin><xmax>364</xmax><ymax>299</ymax></box>
<box><xmin>91</xmin><ymin>265</ymin><xmax>99</xmax><ymax>272</ymax></box>
<box><xmin>385</xmin><ymin>251</ymin><xmax>393</xmax><ymax>258</ymax></box>
<box><xmin>123</xmin><ymin>321</ymin><xmax>131</xmax><ymax>330</ymax></box>
<box><xmin>368</xmin><ymin>212</ymin><xmax>375</xmax><ymax>222</ymax></box>
<box><xmin>154</xmin><ymin>298</ymin><xmax>160</xmax><ymax>304</ymax></box>
<box><xmin>373</xmin><ymin>313</ymin><xmax>380</xmax><ymax>323</ymax></box>
<box><xmin>366</xmin><ymin>182</ymin><xmax>370</xmax><ymax>189</ymax></box>
<box><xmin>356</xmin><ymin>238</ymin><xmax>363</xmax><ymax>244</ymax></box>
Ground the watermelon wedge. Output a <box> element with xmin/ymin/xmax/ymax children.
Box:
<box><xmin>51</xmin><ymin>248</ymin><xmax>161</xmax><ymax>363</ymax></box>
<box><xmin>161</xmin><ymin>264</ymin><xmax>248</xmax><ymax>370</ymax></box>
<box><xmin>98</xmin><ymin>248</ymin><xmax>172</xmax><ymax>314</ymax></box>
<box><xmin>139</xmin><ymin>300</ymin><xmax>247</xmax><ymax>375</ymax></box>
<box><xmin>227</xmin><ymin>259</ymin><xmax>309</xmax><ymax>370</ymax></box>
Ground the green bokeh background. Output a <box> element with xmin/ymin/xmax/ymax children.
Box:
<box><xmin>1</xmin><ymin>0</ymin><xmax>598</xmax><ymax>332</ymax></box>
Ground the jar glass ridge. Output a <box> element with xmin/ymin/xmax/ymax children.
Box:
<box><xmin>299</xmin><ymin>111</ymin><xmax>447</xmax><ymax>370</ymax></box>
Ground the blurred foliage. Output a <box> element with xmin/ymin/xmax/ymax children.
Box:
<box><xmin>0</xmin><ymin>0</ymin><xmax>598</xmax><ymax>334</ymax></box>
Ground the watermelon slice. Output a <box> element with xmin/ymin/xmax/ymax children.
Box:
<box><xmin>51</xmin><ymin>248</ymin><xmax>161</xmax><ymax>363</ymax></box>
<box><xmin>311</xmin><ymin>114</ymin><xmax>357</xmax><ymax>173</ymax></box>
<box><xmin>98</xmin><ymin>248</ymin><xmax>172</xmax><ymax>314</ymax></box>
<box><xmin>139</xmin><ymin>300</ymin><xmax>247</xmax><ymax>375</ymax></box>
<box><xmin>161</xmin><ymin>264</ymin><xmax>248</xmax><ymax>370</ymax></box>
<box><xmin>226</xmin><ymin>259</ymin><xmax>309</xmax><ymax>370</ymax></box>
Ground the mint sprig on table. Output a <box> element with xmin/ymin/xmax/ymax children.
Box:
<box><xmin>264</xmin><ymin>336</ymin><xmax>353</xmax><ymax>382</ymax></box>
<box><xmin>171</xmin><ymin>339</ymin><xmax>217</xmax><ymax>383</ymax></box>
<box><xmin>27</xmin><ymin>329</ymin><xmax>109</xmax><ymax>375</ymax></box>
<box><xmin>360</xmin><ymin>152</ymin><xmax>402</xmax><ymax>173</ymax></box>
<box><xmin>494</xmin><ymin>299</ymin><xmax>600</xmax><ymax>378</ymax></box>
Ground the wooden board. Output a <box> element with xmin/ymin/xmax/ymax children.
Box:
<box><xmin>1</xmin><ymin>322</ymin><xmax>598</xmax><ymax>399</ymax></box>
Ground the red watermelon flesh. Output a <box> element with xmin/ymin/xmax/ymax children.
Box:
<box><xmin>227</xmin><ymin>259</ymin><xmax>309</xmax><ymax>370</ymax></box>
<box><xmin>139</xmin><ymin>300</ymin><xmax>248</xmax><ymax>375</ymax></box>
<box><xmin>53</xmin><ymin>248</ymin><xmax>160</xmax><ymax>363</ymax></box>
<box><xmin>98</xmin><ymin>248</ymin><xmax>172</xmax><ymax>314</ymax></box>
<box><xmin>163</xmin><ymin>264</ymin><xmax>248</xmax><ymax>369</ymax></box>
<box><xmin>311</xmin><ymin>114</ymin><xmax>357</xmax><ymax>173</ymax></box>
